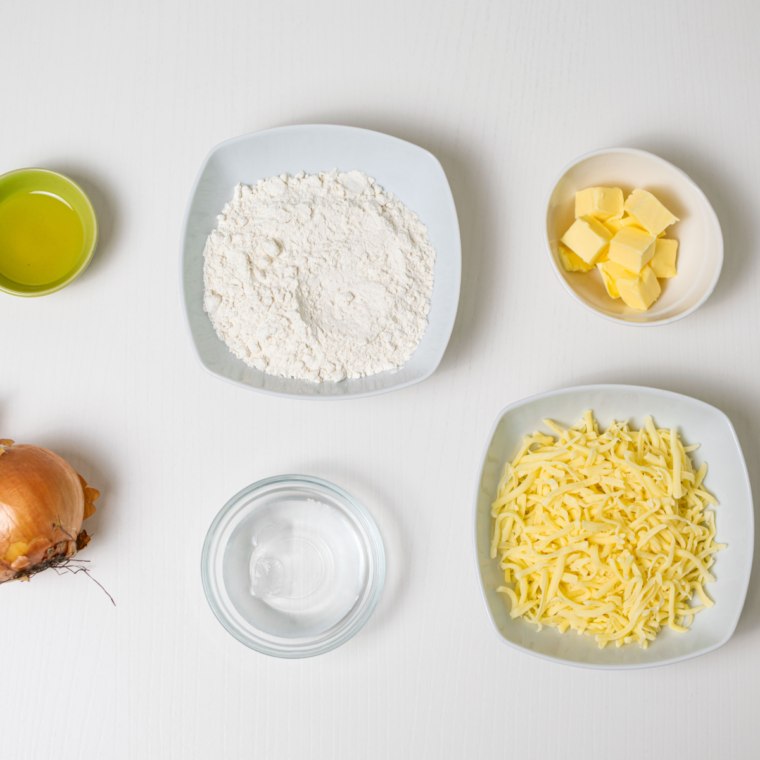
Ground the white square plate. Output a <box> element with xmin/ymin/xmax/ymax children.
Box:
<box><xmin>180</xmin><ymin>125</ymin><xmax>461</xmax><ymax>399</ymax></box>
<box><xmin>473</xmin><ymin>385</ymin><xmax>753</xmax><ymax>669</ymax></box>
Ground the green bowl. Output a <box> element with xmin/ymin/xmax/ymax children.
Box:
<box><xmin>0</xmin><ymin>168</ymin><xmax>98</xmax><ymax>297</ymax></box>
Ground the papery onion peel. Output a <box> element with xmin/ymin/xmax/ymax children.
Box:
<box><xmin>0</xmin><ymin>440</ymin><xmax>99</xmax><ymax>584</ymax></box>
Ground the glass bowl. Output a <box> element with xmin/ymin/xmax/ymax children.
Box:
<box><xmin>201</xmin><ymin>475</ymin><xmax>385</xmax><ymax>658</ymax></box>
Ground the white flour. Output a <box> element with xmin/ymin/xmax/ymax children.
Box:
<box><xmin>203</xmin><ymin>170</ymin><xmax>436</xmax><ymax>382</ymax></box>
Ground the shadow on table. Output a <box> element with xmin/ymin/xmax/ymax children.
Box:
<box><xmin>40</xmin><ymin>161</ymin><xmax>120</xmax><ymax>285</ymax></box>
<box><xmin>627</xmin><ymin>136</ymin><xmax>755</xmax><ymax>311</ymax></box>
<box><xmin>274</xmin><ymin>113</ymin><xmax>497</xmax><ymax>378</ymax></box>
<box><xmin>570</xmin><ymin>366</ymin><xmax>760</xmax><ymax>643</ymax></box>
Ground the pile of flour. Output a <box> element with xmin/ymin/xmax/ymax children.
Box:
<box><xmin>203</xmin><ymin>170</ymin><xmax>436</xmax><ymax>382</ymax></box>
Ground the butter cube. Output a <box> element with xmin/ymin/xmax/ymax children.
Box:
<box><xmin>597</xmin><ymin>260</ymin><xmax>628</xmax><ymax>299</ymax></box>
<box><xmin>651</xmin><ymin>238</ymin><xmax>678</xmax><ymax>278</ymax></box>
<box><xmin>616</xmin><ymin>265</ymin><xmax>662</xmax><ymax>310</ymax></box>
<box><xmin>558</xmin><ymin>242</ymin><xmax>594</xmax><ymax>272</ymax></box>
<box><xmin>602</xmin><ymin>217</ymin><xmax>623</xmax><ymax>236</ymax></box>
<box><xmin>620</xmin><ymin>213</ymin><xmax>646</xmax><ymax>230</ymax></box>
<box><xmin>608</xmin><ymin>227</ymin><xmax>656</xmax><ymax>273</ymax></box>
<box><xmin>561</xmin><ymin>215</ymin><xmax>612</xmax><ymax>264</ymax></box>
<box><xmin>575</xmin><ymin>187</ymin><xmax>624</xmax><ymax>220</ymax></box>
<box><xmin>620</xmin><ymin>212</ymin><xmax>665</xmax><ymax>236</ymax></box>
<box><xmin>624</xmin><ymin>189</ymin><xmax>679</xmax><ymax>236</ymax></box>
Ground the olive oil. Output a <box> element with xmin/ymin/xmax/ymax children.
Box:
<box><xmin>0</xmin><ymin>191</ymin><xmax>84</xmax><ymax>286</ymax></box>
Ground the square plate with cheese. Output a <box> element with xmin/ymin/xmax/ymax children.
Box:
<box><xmin>472</xmin><ymin>385</ymin><xmax>753</xmax><ymax>669</ymax></box>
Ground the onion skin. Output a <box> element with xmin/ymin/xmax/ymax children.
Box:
<box><xmin>0</xmin><ymin>441</ymin><xmax>98</xmax><ymax>583</ymax></box>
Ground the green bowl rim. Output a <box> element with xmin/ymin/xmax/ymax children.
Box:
<box><xmin>0</xmin><ymin>167</ymin><xmax>99</xmax><ymax>298</ymax></box>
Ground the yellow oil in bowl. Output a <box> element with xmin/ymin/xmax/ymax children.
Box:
<box><xmin>0</xmin><ymin>168</ymin><xmax>98</xmax><ymax>297</ymax></box>
<box><xmin>0</xmin><ymin>191</ymin><xmax>84</xmax><ymax>286</ymax></box>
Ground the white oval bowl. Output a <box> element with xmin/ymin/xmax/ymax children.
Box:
<box><xmin>544</xmin><ymin>148</ymin><xmax>723</xmax><ymax>326</ymax></box>
<box><xmin>473</xmin><ymin>384</ymin><xmax>753</xmax><ymax>669</ymax></box>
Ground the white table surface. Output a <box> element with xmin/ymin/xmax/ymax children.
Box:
<box><xmin>2</xmin><ymin>1</ymin><xmax>758</xmax><ymax>758</ymax></box>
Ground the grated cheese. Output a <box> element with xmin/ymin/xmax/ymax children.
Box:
<box><xmin>491</xmin><ymin>411</ymin><xmax>725</xmax><ymax>648</ymax></box>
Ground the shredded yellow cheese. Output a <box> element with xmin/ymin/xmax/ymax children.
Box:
<box><xmin>491</xmin><ymin>411</ymin><xmax>724</xmax><ymax>648</ymax></box>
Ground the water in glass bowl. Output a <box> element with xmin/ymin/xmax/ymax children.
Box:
<box><xmin>222</xmin><ymin>496</ymin><xmax>366</xmax><ymax>638</ymax></box>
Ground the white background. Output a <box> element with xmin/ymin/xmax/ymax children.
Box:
<box><xmin>1</xmin><ymin>1</ymin><xmax>758</xmax><ymax>758</ymax></box>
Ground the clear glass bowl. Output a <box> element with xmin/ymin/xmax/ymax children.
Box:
<box><xmin>201</xmin><ymin>475</ymin><xmax>385</xmax><ymax>658</ymax></box>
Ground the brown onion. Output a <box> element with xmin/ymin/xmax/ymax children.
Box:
<box><xmin>0</xmin><ymin>440</ymin><xmax>98</xmax><ymax>583</ymax></box>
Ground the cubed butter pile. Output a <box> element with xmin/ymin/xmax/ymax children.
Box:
<box><xmin>558</xmin><ymin>187</ymin><xmax>679</xmax><ymax>311</ymax></box>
